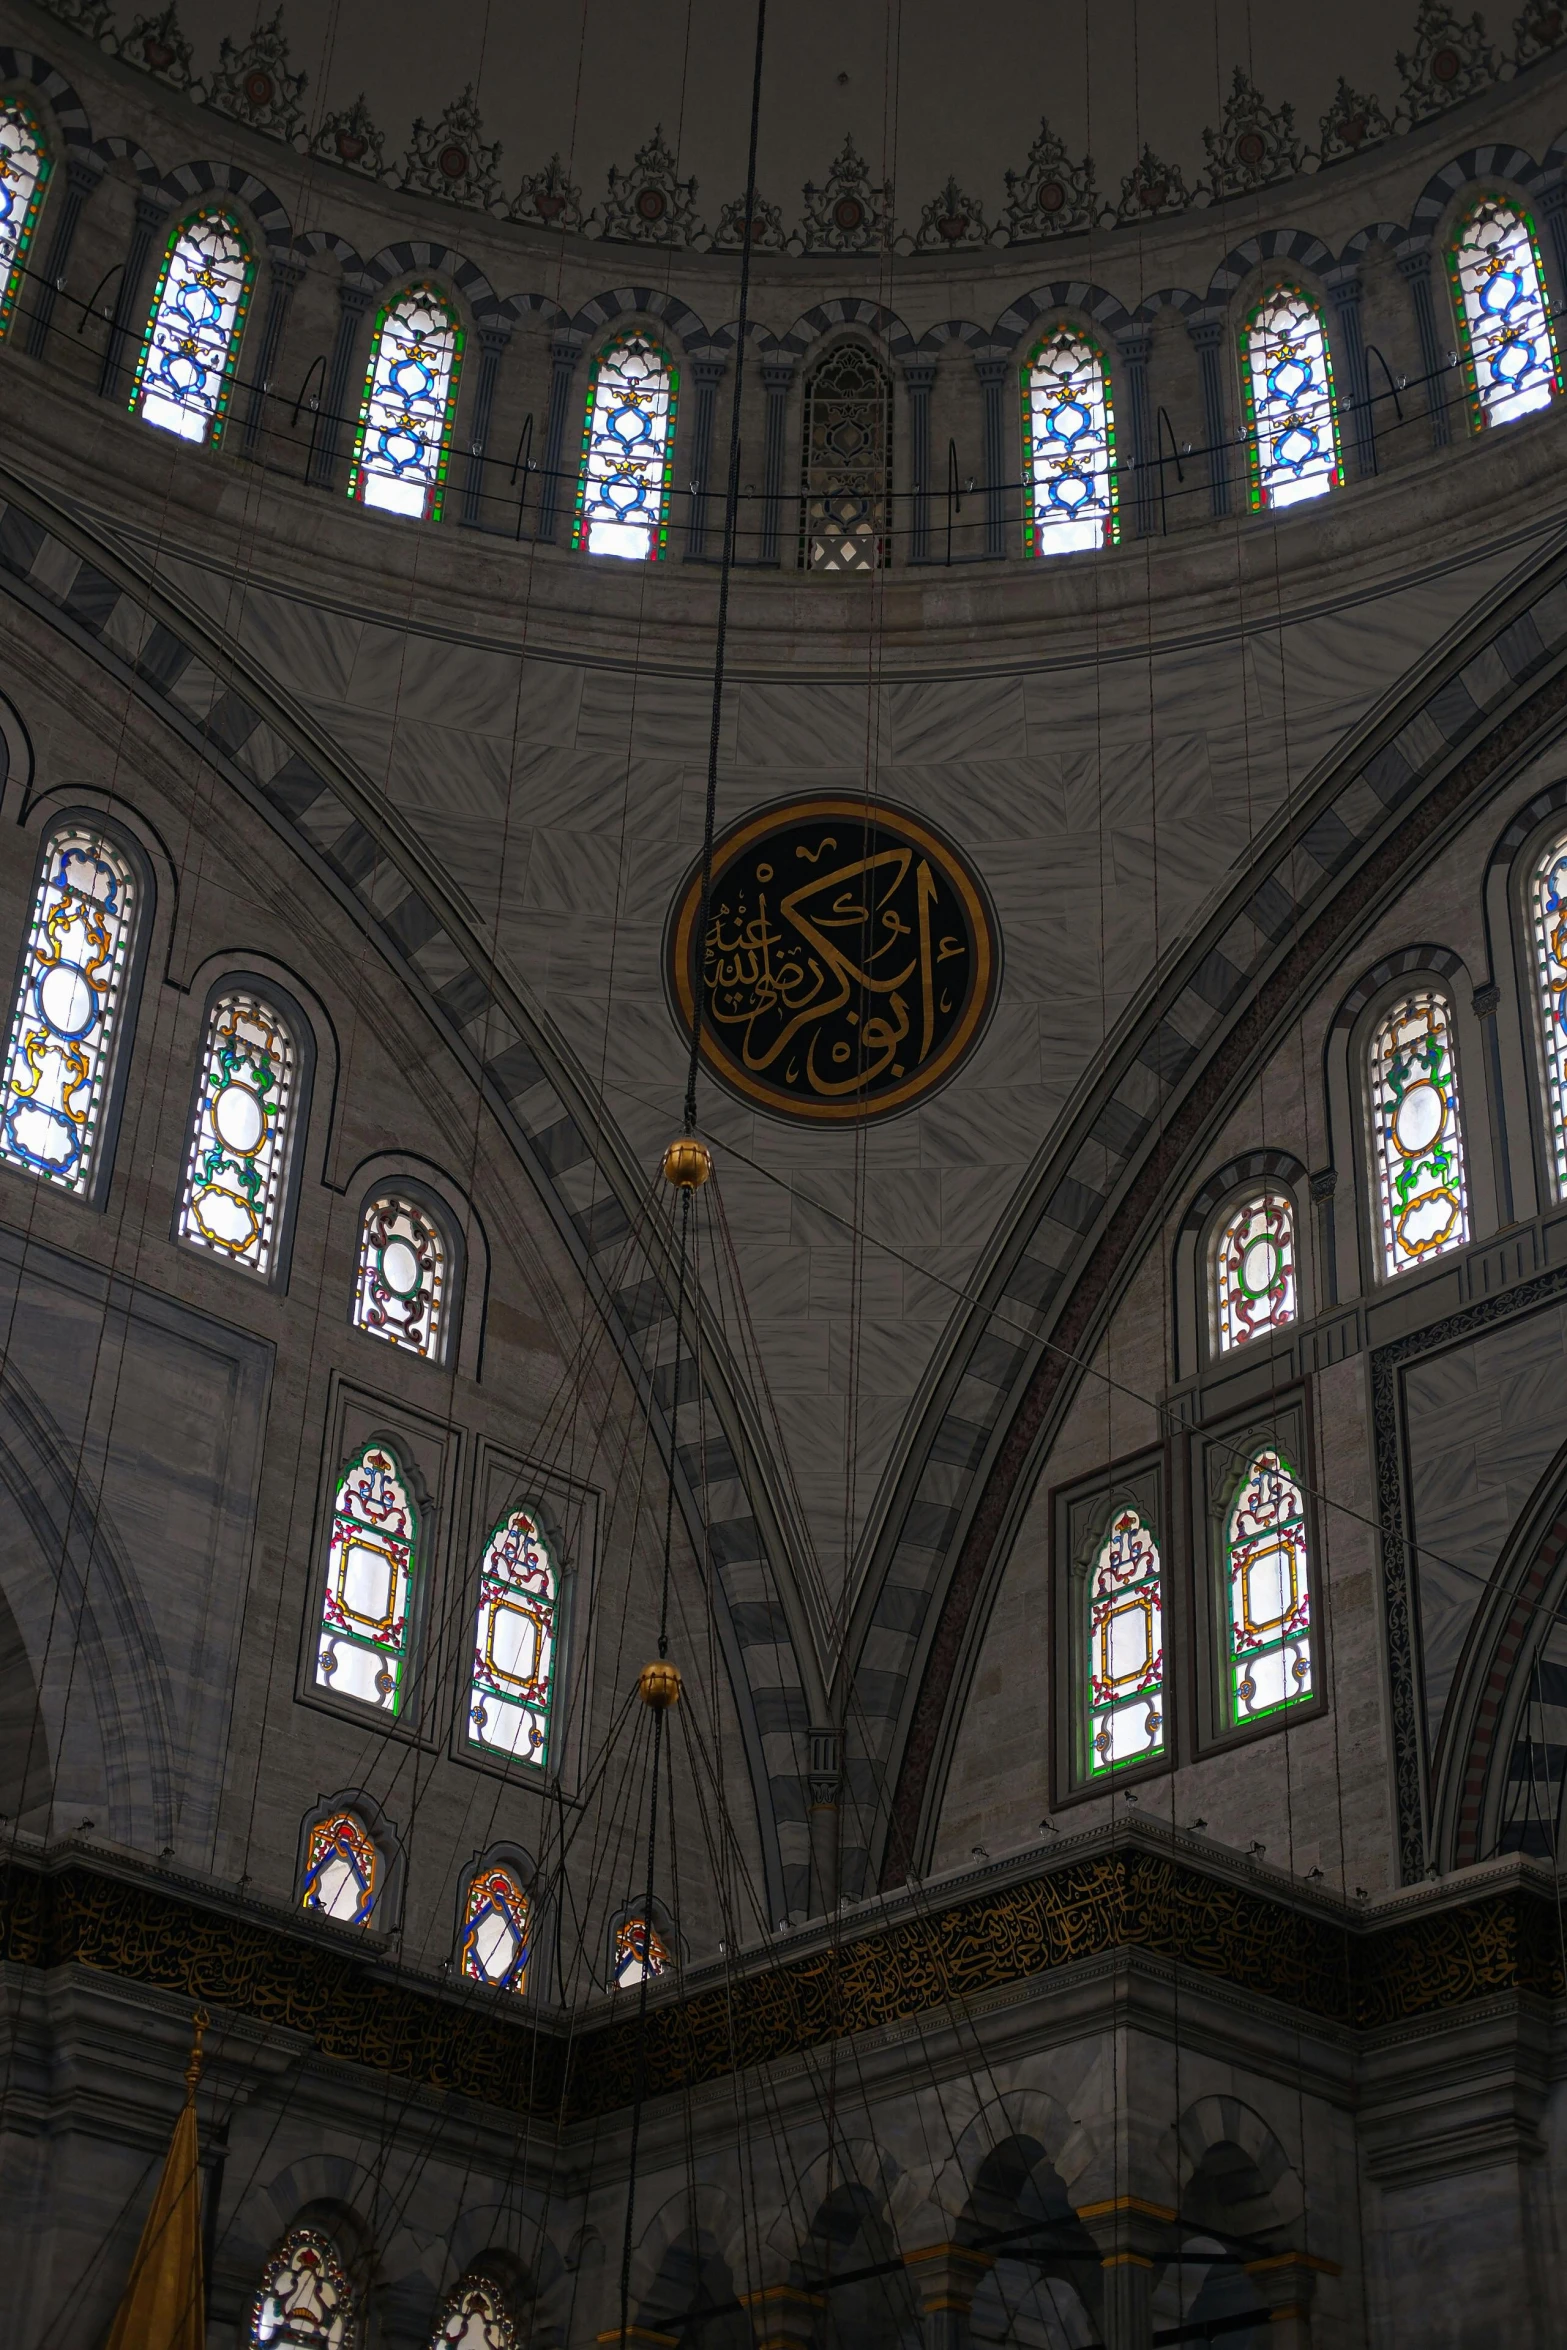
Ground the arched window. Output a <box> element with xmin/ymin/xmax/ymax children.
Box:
<box><xmin>1223</xmin><ymin>1448</ymin><xmax>1313</xmax><ymax>1724</ymax></box>
<box><xmin>251</xmin><ymin>2225</ymin><xmax>354</xmax><ymax>2347</ymax></box>
<box><xmin>1085</xmin><ymin>1507</ymin><xmax>1165</xmax><ymax>1776</ymax></box>
<box><xmin>572</xmin><ymin>333</ymin><xmax>677</xmax><ymax>560</ymax></box>
<box><xmin>300</xmin><ymin>1812</ymin><xmax>378</xmax><ymax>1927</ymax></box>
<box><xmin>348</xmin><ymin>285</ymin><xmax>463</xmax><ymax>521</ymax></box>
<box><xmin>1530</xmin><ymin>831</ymin><xmax>1567</xmax><ymax>1199</ymax></box>
<box><xmin>0</xmin><ymin>100</ymin><xmax>51</xmax><ymax>337</ymax></box>
<box><xmin>613</xmin><ymin>1913</ymin><xmax>671</xmax><ymax>1988</ymax></box>
<box><xmin>0</xmin><ymin>821</ymin><xmax>140</xmax><ymax>1198</ymax></box>
<box><xmin>314</xmin><ymin>1444</ymin><xmax>417</xmax><ymax>1714</ymax></box>
<box><xmin>1212</xmin><ymin>1190</ymin><xmax>1297</xmax><ymax>1354</ymax></box>
<box><xmin>132</xmin><ymin>208</ymin><xmax>254</xmax><ymax>443</ymax></box>
<box><xmin>176</xmin><ymin>988</ymin><xmax>298</xmax><ymax>1278</ymax></box>
<box><xmin>1022</xmin><ymin>328</ymin><xmax>1117</xmax><ymax>555</ymax></box>
<box><xmin>467</xmin><ymin>1507</ymin><xmax>558</xmax><ymax>1767</ymax></box>
<box><xmin>800</xmin><ymin>342</ymin><xmax>892</xmax><ymax>570</ymax></box>
<box><xmin>1240</xmin><ymin>284</ymin><xmax>1340</xmax><ymax>509</ymax></box>
<box><xmin>459</xmin><ymin>1864</ymin><xmax>531</xmax><ymax>1994</ymax></box>
<box><xmin>353</xmin><ymin>1193</ymin><xmax>450</xmax><ymax>1359</ymax></box>
<box><xmin>1368</xmin><ymin>988</ymin><xmax>1470</xmax><ymax>1278</ymax></box>
<box><xmin>1450</xmin><ymin>194</ymin><xmax>1560</xmax><ymax>428</ymax></box>
<box><xmin>429</xmin><ymin>2276</ymin><xmax>517</xmax><ymax>2350</ymax></box>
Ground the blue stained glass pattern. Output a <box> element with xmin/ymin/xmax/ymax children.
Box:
<box><xmin>132</xmin><ymin>208</ymin><xmax>254</xmax><ymax>444</ymax></box>
<box><xmin>572</xmin><ymin>334</ymin><xmax>678</xmax><ymax>560</ymax></box>
<box><xmin>469</xmin><ymin>1507</ymin><xmax>558</xmax><ymax>1767</ymax></box>
<box><xmin>1023</xmin><ymin>330</ymin><xmax>1117</xmax><ymax>555</ymax></box>
<box><xmin>0</xmin><ymin>825</ymin><xmax>137</xmax><ymax>1197</ymax></box>
<box><xmin>177</xmin><ymin>990</ymin><xmax>296</xmax><ymax>1276</ymax></box>
<box><xmin>1530</xmin><ymin>833</ymin><xmax>1567</xmax><ymax>1200</ymax></box>
<box><xmin>300</xmin><ymin>1811</ymin><xmax>378</xmax><ymax>1926</ymax></box>
<box><xmin>460</xmin><ymin>1866</ymin><xmax>531</xmax><ymax>1995</ymax></box>
<box><xmin>1224</xmin><ymin>1449</ymin><xmax>1313</xmax><ymax>1724</ymax></box>
<box><xmin>349</xmin><ymin>286</ymin><xmax>464</xmax><ymax>521</ymax></box>
<box><xmin>1369</xmin><ymin>988</ymin><xmax>1470</xmax><ymax>1279</ymax></box>
<box><xmin>0</xmin><ymin>102</ymin><xmax>50</xmax><ymax>338</ymax></box>
<box><xmin>1451</xmin><ymin>196</ymin><xmax>1561</xmax><ymax>428</ymax></box>
<box><xmin>315</xmin><ymin>1445</ymin><xmax>417</xmax><ymax>1714</ymax></box>
<box><xmin>1241</xmin><ymin>286</ymin><xmax>1340</xmax><ymax>509</ymax></box>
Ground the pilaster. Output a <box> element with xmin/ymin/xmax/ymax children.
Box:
<box><xmin>902</xmin><ymin>2243</ymin><xmax>995</xmax><ymax>2350</ymax></box>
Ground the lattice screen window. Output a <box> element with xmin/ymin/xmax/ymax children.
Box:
<box><xmin>799</xmin><ymin>343</ymin><xmax>893</xmax><ymax>571</ymax></box>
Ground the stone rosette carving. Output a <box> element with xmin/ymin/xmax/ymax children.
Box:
<box><xmin>1202</xmin><ymin>68</ymin><xmax>1303</xmax><ymax>200</ymax></box>
<box><xmin>1003</xmin><ymin>117</ymin><xmax>1098</xmax><ymax>242</ymax></box>
<box><xmin>510</xmin><ymin>154</ymin><xmax>584</xmax><ymax>233</ymax></box>
<box><xmin>204</xmin><ymin>8</ymin><xmax>307</xmax><ymax>146</ymax></box>
<box><xmin>311</xmin><ymin>94</ymin><xmax>386</xmax><ymax>179</ymax></box>
<box><xmin>1514</xmin><ymin>0</ymin><xmax>1567</xmax><ymax>65</ymax></box>
<box><xmin>1396</xmin><ymin>1</ymin><xmax>1501</xmax><ymax>124</ymax></box>
<box><xmin>597</xmin><ymin>126</ymin><xmax>698</xmax><ymax>246</ymax></box>
<box><xmin>1316</xmin><ymin>76</ymin><xmax>1395</xmax><ymax>166</ymax></box>
<box><xmin>115</xmin><ymin>5</ymin><xmax>196</xmax><ymax>92</ymax></box>
<box><xmin>912</xmin><ymin>175</ymin><xmax>993</xmax><ymax>250</ymax></box>
<box><xmin>710</xmin><ymin>191</ymin><xmax>788</xmax><ymax>252</ymax></box>
<box><xmin>399</xmin><ymin>85</ymin><xmax>502</xmax><ymax>211</ymax></box>
<box><xmin>800</xmin><ymin>134</ymin><xmax>892</xmax><ymax>253</ymax></box>
<box><xmin>1114</xmin><ymin>145</ymin><xmax>1194</xmax><ymax>225</ymax></box>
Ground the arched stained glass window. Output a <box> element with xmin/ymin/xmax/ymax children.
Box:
<box><xmin>1212</xmin><ymin>1190</ymin><xmax>1297</xmax><ymax>1354</ymax></box>
<box><xmin>1223</xmin><ymin>1448</ymin><xmax>1313</xmax><ymax>1724</ymax></box>
<box><xmin>300</xmin><ymin>1812</ymin><xmax>378</xmax><ymax>1927</ymax></box>
<box><xmin>314</xmin><ymin>1445</ymin><xmax>417</xmax><ymax>1714</ymax></box>
<box><xmin>800</xmin><ymin>342</ymin><xmax>892</xmax><ymax>571</ymax></box>
<box><xmin>1451</xmin><ymin>195</ymin><xmax>1560</xmax><ymax>428</ymax></box>
<box><xmin>132</xmin><ymin>207</ymin><xmax>254</xmax><ymax>443</ymax></box>
<box><xmin>0</xmin><ymin>823</ymin><xmax>138</xmax><ymax>1198</ymax></box>
<box><xmin>1530</xmin><ymin>832</ymin><xmax>1567</xmax><ymax>1199</ymax></box>
<box><xmin>1085</xmin><ymin>1508</ymin><xmax>1165</xmax><ymax>1776</ymax></box>
<box><xmin>430</xmin><ymin>2277</ymin><xmax>517</xmax><ymax>2350</ymax></box>
<box><xmin>177</xmin><ymin>989</ymin><xmax>297</xmax><ymax>1278</ymax></box>
<box><xmin>1369</xmin><ymin>989</ymin><xmax>1470</xmax><ymax>1279</ymax></box>
<box><xmin>0</xmin><ymin>101</ymin><xmax>51</xmax><ymax>337</ymax></box>
<box><xmin>1241</xmin><ymin>285</ymin><xmax>1340</xmax><ymax>509</ymax></box>
<box><xmin>353</xmin><ymin>1194</ymin><xmax>449</xmax><ymax>1359</ymax></box>
<box><xmin>572</xmin><ymin>333</ymin><xmax>677</xmax><ymax>560</ymax></box>
<box><xmin>251</xmin><ymin>2226</ymin><xmax>354</xmax><ymax>2348</ymax></box>
<box><xmin>348</xmin><ymin>285</ymin><xmax>463</xmax><ymax>521</ymax></box>
<box><xmin>468</xmin><ymin>1507</ymin><xmax>558</xmax><ymax>1767</ymax></box>
<box><xmin>459</xmin><ymin>1865</ymin><xmax>531</xmax><ymax>1995</ymax></box>
<box><xmin>613</xmin><ymin>1914</ymin><xmax>670</xmax><ymax>1989</ymax></box>
<box><xmin>1022</xmin><ymin>329</ymin><xmax>1117</xmax><ymax>555</ymax></box>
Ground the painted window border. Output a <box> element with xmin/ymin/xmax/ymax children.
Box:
<box><xmin>1051</xmin><ymin>1447</ymin><xmax>1171</xmax><ymax>1807</ymax></box>
<box><xmin>1208</xmin><ymin>1185</ymin><xmax>1300</xmax><ymax>1357</ymax></box>
<box><xmin>346</xmin><ymin>281</ymin><xmax>465</xmax><ymax>524</ymax></box>
<box><xmin>129</xmin><ymin>204</ymin><xmax>256</xmax><ymax>446</ymax></box>
<box><xmin>172</xmin><ymin>970</ymin><xmax>314</xmax><ymax>1291</ymax></box>
<box><xmin>1191</xmin><ymin>1392</ymin><xmax>1327</xmax><ymax>1756</ymax></box>
<box><xmin>1019</xmin><ymin>321</ymin><xmax>1119</xmax><ymax>557</ymax></box>
<box><xmin>1448</xmin><ymin>188</ymin><xmax>1562</xmax><ymax>432</ymax></box>
<box><xmin>349</xmin><ymin>1174</ymin><xmax>464</xmax><ymax>1367</ymax></box>
<box><xmin>1238</xmin><ymin>279</ymin><xmax>1342</xmax><ymax>512</ymax></box>
<box><xmin>0</xmin><ymin>95</ymin><xmax>52</xmax><ymax>339</ymax></box>
<box><xmin>294</xmin><ymin>1787</ymin><xmax>404</xmax><ymax>1933</ymax></box>
<box><xmin>462</xmin><ymin>1496</ymin><xmax>564</xmax><ymax>1779</ymax></box>
<box><xmin>1363</xmin><ymin>980</ymin><xmax>1473</xmax><ymax>1284</ymax></box>
<box><xmin>570</xmin><ymin>330</ymin><xmax>680</xmax><ymax>561</ymax></box>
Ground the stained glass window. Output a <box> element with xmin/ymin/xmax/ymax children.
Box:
<box><xmin>460</xmin><ymin>1865</ymin><xmax>531</xmax><ymax>1995</ymax></box>
<box><xmin>572</xmin><ymin>334</ymin><xmax>677</xmax><ymax>560</ymax></box>
<box><xmin>314</xmin><ymin>1445</ymin><xmax>417</xmax><ymax>1714</ymax></box>
<box><xmin>352</xmin><ymin>1194</ymin><xmax>448</xmax><ymax>1359</ymax></box>
<box><xmin>1450</xmin><ymin>195</ymin><xmax>1560</xmax><ymax>428</ymax></box>
<box><xmin>1213</xmin><ymin>1191</ymin><xmax>1297</xmax><ymax>1353</ymax></box>
<box><xmin>800</xmin><ymin>343</ymin><xmax>892</xmax><ymax>570</ymax></box>
<box><xmin>613</xmin><ymin>1914</ymin><xmax>671</xmax><ymax>1988</ymax></box>
<box><xmin>468</xmin><ymin>1507</ymin><xmax>558</xmax><ymax>1767</ymax></box>
<box><xmin>132</xmin><ymin>208</ymin><xmax>254</xmax><ymax>444</ymax></box>
<box><xmin>0</xmin><ymin>823</ymin><xmax>138</xmax><ymax>1198</ymax></box>
<box><xmin>348</xmin><ymin>285</ymin><xmax>463</xmax><ymax>522</ymax></box>
<box><xmin>1022</xmin><ymin>329</ymin><xmax>1117</xmax><ymax>555</ymax></box>
<box><xmin>1223</xmin><ymin>1448</ymin><xmax>1313</xmax><ymax>1724</ymax></box>
<box><xmin>1530</xmin><ymin>832</ymin><xmax>1567</xmax><ymax>1199</ymax></box>
<box><xmin>1085</xmin><ymin>1508</ymin><xmax>1166</xmax><ymax>1775</ymax></box>
<box><xmin>251</xmin><ymin>2227</ymin><xmax>354</xmax><ymax>2348</ymax></box>
<box><xmin>176</xmin><ymin>990</ymin><xmax>297</xmax><ymax>1278</ymax></box>
<box><xmin>1369</xmin><ymin>989</ymin><xmax>1470</xmax><ymax>1279</ymax></box>
<box><xmin>300</xmin><ymin>1812</ymin><xmax>378</xmax><ymax>1927</ymax></box>
<box><xmin>430</xmin><ymin>2277</ymin><xmax>517</xmax><ymax>2350</ymax></box>
<box><xmin>1240</xmin><ymin>285</ymin><xmax>1340</xmax><ymax>510</ymax></box>
<box><xmin>0</xmin><ymin>102</ymin><xmax>50</xmax><ymax>338</ymax></box>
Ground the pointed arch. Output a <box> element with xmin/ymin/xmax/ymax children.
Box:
<box><xmin>1449</xmin><ymin>192</ymin><xmax>1560</xmax><ymax>427</ymax></box>
<box><xmin>1239</xmin><ymin>282</ymin><xmax>1340</xmax><ymax>508</ymax></box>
<box><xmin>458</xmin><ymin>1861</ymin><xmax>532</xmax><ymax>1995</ymax></box>
<box><xmin>1221</xmin><ymin>1447</ymin><xmax>1314</xmax><ymax>1725</ymax></box>
<box><xmin>299</xmin><ymin>1810</ymin><xmax>380</xmax><ymax>1928</ymax></box>
<box><xmin>313</xmin><ymin>1443</ymin><xmax>419</xmax><ymax>1716</ymax></box>
<box><xmin>466</xmin><ymin>1504</ymin><xmax>559</xmax><ymax>1768</ymax></box>
<box><xmin>131</xmin><ymin>206</ymin><xmax>255</xmax><ymax>443</ymax></box>
<box><xmin>348</xmin><ymin>283</ymin><xmax>465</xmax><ymax>521</ymax></box>
<box><xmin>249</xmin><ymin>2222</ymin><xmax>357</xmax><ymax>2345</ymax></box>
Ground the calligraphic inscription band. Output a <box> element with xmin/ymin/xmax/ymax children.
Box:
<box><xmin>667</xmin><ymin>797</ymin><xmax>998</xmax><ymax>1122</ymax></box>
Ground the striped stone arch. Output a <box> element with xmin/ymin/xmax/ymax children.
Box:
<box><xmin>89</xmin><ymin>133</ymin><xmax>160</xmax><ymax>184</ymax></box>
<box><xmin>1179</xmin><ymin>1147</ymin><xmax>1307</xmax><ymax>1234</ymax></box>
<box><xmin>777</xmin><ymin>298</ymin><xmax>918</xmax><ymax>362</ymax></box>
<box><xmin>495</xmin><ymin>289</ymin><xmax>569</xmax><ymax>334</ymax></box>
<box><xmin>1129</xmin><ymin>285</ymin><xmax>1204</xmax><ymax>325</ymax></box>
<box><xmin>563</xmin><ymin>285</ymin><xmax>712</xmax><ymax>353</ymax></box>
<box><xmin>914</xmin><ymin>317</ymin><xmax>1007</xmax><ymax>361</ymax></box>
<box><xmin>1339</xmin><ymin>219</ymin><xmax>1408</xmax><ymax>264</ymax></box>
<box><xmin>1205</xmin><ymin>227</ymin><xmax>1335</xmax><ymax>307</ymax></box>
<box><xmin>0</xmin><ymin>48</ymin><xmax>92</xmax><ymax>148</ymax></box>
<box><xmin>993</xmin><ymin>281</ymin><xmax>1133</xmax><ymax>352</ymax></box>
<box><xmin>1487</xmin><ymin>770</ymin><xmax>1567</xmax><ymax>878</ymax></box>
<box><xmin>1410</xmin><ymin>145</ymin><xmax>1545</xmax><ymax>238</ymax></box>
<box><xmin>1323</xmin><ymin>941</ymin><xmax>1470</xmax><ymax>1037</ymax></box>
<box><xmin>704</xmin><ymin>316</ymin><xmax>786</xmax><ymax>359</ymax></box>
<box><xmin>363</xmin><ymin>240</ymin><xmax>500</xmax><ymax>319</ymax></box>
<box><xmin>292</xmin><ymin>228</ymin><xmax>375</xmax><ymax>296</ymax></box>
<box><xmin>157</xmin><ymin>159</ymin><xmax>292</xmax><ymax>256</ymax></box>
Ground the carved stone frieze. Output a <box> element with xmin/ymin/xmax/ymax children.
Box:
<box><xmin>203</xmin><ymin>7</ymin><xmax>307</xmax><ymax>146</ymax></box>
<box><xmin>1003</xmin><ymin>117</ymin><xmax>1099</xmax><ymax>241</ymax></box>
<box><xmin>1316</xmin><ymin>76</ymin><xmax>1396</xmax><ymax>166</ymax></box>
<box><xmin>800</xmin><ymin>135</ymin><xmax>892</xmax><ymax>254</ymax></box>
<box><xmin>310</xmin><ymin>94</ymin><xmax>386</xmax><ymax>179</ymax></box>
<box><xmin>1515</xmin><ymin>0</ymin><xmax>1567</xmax><ymax>67</ymax></box>
<box><xmin>399</xmin><ymin>84</ymin><xmax>502</xmax><ymax>212</ymax></box>
<box><xmin>115</xmin><ymin>4</ymin><xmax>196</xmax><ymax>92</ymax></box>
<box><xmin>597</xmin><ymin>125</ymin><xmax>698</xmax><ymax>246</ymax></box>
<box><xmin>1397</xmin><ymin>1</ymin><xmax>1502</xmax><ymax>124</ymax></box>
<box><xmin>1202</xmin><ymin>68</ymin><xmax>1304</xmax><ymax>199</ymax></box>
<box><xmin>1114</xmin><ymin>145</ymin><xmax>1194</xmax><ymax>225</ymax></box>
<box><xmin>912</xmin><ymin>175</ymin><xmax>993</xmax><ymax>251</ymax></box>
<box><xmin>710</xmin><ymin>191</ymin><xmax>788</xmax><ymax>252</ymax></box>
<box><xmin>509</xmin><ymin>153</ymin><xmax>584</xmax><ymax>234</ymax></box>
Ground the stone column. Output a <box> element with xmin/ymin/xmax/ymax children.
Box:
<box><xmin>1187</xmin><ymin>311</ymin><xmax>1231</xmax><ymax>517</ymax></box>
<box><xmin>975</xmin><ymin>355</ymin><xmax>1010</xmax><ymax>558</ymax></box>
<box><xmin>738</xmin><ymin>2284</ymin><xmax>824</xmax><ymax>2349</ymax></box>
<box><xmin>24</xmin><ymin>152</ymin><xmax>102</xmax><ymax>357</ymax></box>
<box><xmin>97</xmin><ymin>189</ymin><xmax>169</xmax><ymax>402</ymax></box>
<box><xmin>759</xmin><ymin>358</ymin><xmax>794</xmax><ymax>565</ymax></box>
<box><xmin>1075</xmin><ymin>2196</ymin><xmax>1174</xmax><ymax>2350</ymax></box>
<box><xmin>1325</xmin><ymin>262</ymin><xmax>1375</xmax><ymax>478</ymax></box>
<box><xmin>683</xmin><ymin>353</ymin><xmax>727</xmax><ymax>558</ymax></box>
<box><xmin>901</xmin><ymin>360</ymin><xmax>936</xmax><ymax>562</ymax></box>
<box><xmin>1309</xmin><ymin>1167</ymin><xmax>1339</xmax><ymax>1308</ymax></box>
<box><xmin>902</xmin><ymin>2244</ymin><xmax>995</xmax><ymax>2350</ymax></box>
<box><xmin>1114</xmin><ymin>327</ymin><xmax>1155</xmax><ymax>538</ymax></box>
<box><xmin>1396</xmin><ymin>240</ymin><xmax>1452</xmax><ymax>448</ymax></box>
<box><xmin>1242</xmin><ymin>2252</ymin><xmax>1338</xmax><ymax>2350</ymax></box>
<box><xmin>239</xmin><ymin>257</ymin><xmax>303</xmax><ymax>458</ymax></box>
<box><xmin>535</xmin><ymin>333</ymin><xmax>581</xmax><ymax>543</ymax></box>
<box><xmin>460</xmin><ymin>321</ymin><xmax>512</xmax><ymax>526</ymax></box>
<box><xmin>307</xmin><ymin>279</ymin><xmax>373</xmax><ymax>488</ymax></box>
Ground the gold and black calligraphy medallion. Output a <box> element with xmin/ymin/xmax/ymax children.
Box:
<box><xmin>667</xmin><ymin>796</ymin><xmax>998</xmax><ymax>1122</ymax></box>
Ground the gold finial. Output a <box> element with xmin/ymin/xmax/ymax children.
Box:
<box><xmin>638</xmin><ymin>1660</ymin><xmax>683</xmax><ymax>1710</ymax></box>
<box><xmin>184</xmin><ymin>2008</ymin><xmax>209</xmax><ymax>2098</ymax></box>
<box><xmin>661</xmin><ymin>1138</ymin><xmax>712</xmax><ymax>1190</ymax></box>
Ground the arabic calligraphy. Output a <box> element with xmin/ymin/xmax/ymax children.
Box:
<box><xmin>668</xmin><ymin>798</ymin><xmax>997</xmax><ymax>1121</ymax></box>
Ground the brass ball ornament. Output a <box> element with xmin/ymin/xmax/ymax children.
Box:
<box><xmin>638</xmin><ymin>1659</ymin><xmax>683</xmax><ymax>1710</ymax></box>
<box><xmin>662</xmin><ymin>1137</ymin><xmax>713</xmax><ymax>1189</ymax></box>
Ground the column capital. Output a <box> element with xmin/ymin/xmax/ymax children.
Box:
<box><xmin>1323</xmin><ymin>260</ymin><xmax>1363</xmax><ymax>303</ymax></box>
<box><xmin>1114</xmin><ymin>326</ymin><xmax>1153</xmax><ymax>365</ymax></box>
<box><xmin>689</xmin><ymin>353</ymin><xmax>727</xmax><ymax>385</ymax></box>
<box><xmin>595</xmin><ymin>2331</ymin><xmax>680</xmax><ymax>2348</ymax></box>
<box><xmin>901</xmin><ymin>359</ymin><xmax>937</xmax><ymax>390</ymax></box>
<box><xmin>337</xmin><ymin>278</ymin><xmax>375</xmax><ymax>317</ymax></box>
<box><xmin>268</xmin><ymin>258</ymin><xmax>306</xmax><ymax>291</ymax></box>
<box><xmin>1186</xmin><ymin>309</ymin><xmax>1227</xmax><ymax>350</ymax></box>
<box><xmin>761</xmin><ymin>357</ymin><xmax>796</xmax><ymax>390</ymax></box>
<box><xmin>475</xmin><ymin>320</ymin><xmax>512</xmax><ymax>357</ymax></box>
<box><xmin>902</xmin><ymin>2242</ymin><xmax>996</xmax><ymax>2307</ymax></box>
<box><xmin>550</xmin><ymin>331</ymin><xmax>582</xmax><ymax>367</ymax></box>
<box><xmin>1395</xmin><ymin>237</ymin><xmax>1434</xmax><ymax>279</ymax></box>
<box><xmin>1075</xmin><ymin>2193</ymin><xmax>1177</xmax><ymax>2266</ymax></box>
<box><xmin>973</xmin><ymin>354</ymin><xmax>1010</xmax><ymax>387</ymax></box>
<box><xmin>132</xmin><ymin>189</ymin><xmax>171</xmax><ymax>230</ymax></box>
<box><xmin>1539</xmin><ymin>171</ymin><xmax>1567</xmax><ymax>217</ymax></box>
<box><xmin>738</xmin><ymin>2282</ymin><xmax>825</xmax><ymax>2349</ymax></box>
<box><xmin>64</xmin><ymin>153</ymin><xmax>105</xmax><ymax>198</ymax></box>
